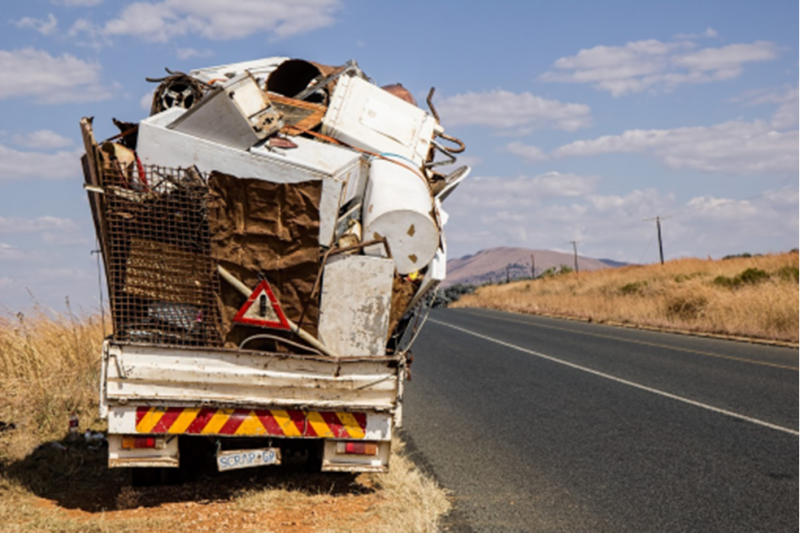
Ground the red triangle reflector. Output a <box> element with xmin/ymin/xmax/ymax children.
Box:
<box><xmin>232</xmin><ymin>280</ymin><xmax>291</xmax><ymax>331</ymax></box>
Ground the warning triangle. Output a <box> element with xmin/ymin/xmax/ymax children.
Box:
<box><xmin>232</xmin><ymin>280</ymin><xmax>291</xmax><ymax>330</ymax></box>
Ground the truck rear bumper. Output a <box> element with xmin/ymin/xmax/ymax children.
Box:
<box><xmin>107</xmin><ymin>404</ymin><xmax>393</xmax><ymax>472</ymax></box>
<box><xmin>109</xmin><ymin>405</ymin><xmax>391</xmax><ymax>440</ymax></box>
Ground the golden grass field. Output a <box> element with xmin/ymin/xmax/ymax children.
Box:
<box><xmin>453</xmin><ymin>252</ymin><xmax>799</xmax><ymax>344</ymax></box>
<box><xmin>0</xmin><ymin>308</ymin><xmax>449</xmax><ymax>532</ymax></box>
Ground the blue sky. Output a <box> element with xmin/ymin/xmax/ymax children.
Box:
<box><xmin>0</xmin><ymin>0</ymin><xmax>797</xmax><ymax>312</ymax></box>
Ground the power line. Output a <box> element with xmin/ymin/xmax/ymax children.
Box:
<box><xmin>638</xmin><ymin>232</ymin><xmax>656</xmax><ymax>265</ymax></box>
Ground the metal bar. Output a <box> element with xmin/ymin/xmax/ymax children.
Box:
<box><xmin>217</xmin><ymin>265</ymin><xmax>338</xmax><ymax>357</ymax></box>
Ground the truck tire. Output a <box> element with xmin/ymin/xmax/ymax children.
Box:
<box><xmin>130</xmin><ymin>467</ymin><xmax>180</xmax><ymax>487</ymax></box>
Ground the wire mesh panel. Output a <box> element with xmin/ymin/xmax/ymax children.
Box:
<box><xmin>101</xmin><ymin>164</ymin><xmax>223</xmax><ymax>347</ymax></box>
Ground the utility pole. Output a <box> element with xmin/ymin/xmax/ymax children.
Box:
<box><xmin>569</xmin><ymin>240</ymin><xmax>580</xmax><ymax>273</ymax></box>
<box><xmin>644</xmin><ymin>216</ymin><xmax>671</xmax><ymax>265</ymax></box>
<box><xmin>506</xmin><ymin>264</ymin><xmax>510</xmax><ymax>283</ymax></box>
<box><xmin>530</xmin><ymin>253</ymin><xmax>535</xmax><ymax>279</ymax></box>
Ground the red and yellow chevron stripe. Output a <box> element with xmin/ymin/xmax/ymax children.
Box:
<box><xmin>135</xmin><ymin>407</ymin><xmax>367</xmax><ymax>439</ymax></box>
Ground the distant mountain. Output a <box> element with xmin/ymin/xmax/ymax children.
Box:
<box><xmin>442</xmin><ymin>246</ymin><xmax>614</xmax><ymax>287</ymax></box>
<box><xmin>598</xmin><ymin>258</ymin><xmax>632</xmax><ymax>268</ymax></box>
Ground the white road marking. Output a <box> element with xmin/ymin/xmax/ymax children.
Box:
<box><xmin>431</xmin><ymin>319</ymin><xmax>799</xmax><ymax>437</ymax></box>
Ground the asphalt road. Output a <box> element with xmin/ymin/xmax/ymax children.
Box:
<box><xmin>401</xmin><ymin>308</ymin><xmax>799</xmax><ymax>532</ymax></box>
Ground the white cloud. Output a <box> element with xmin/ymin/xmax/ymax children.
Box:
<box><xmin>52</xmin><ymin>0</ymin><xmax>104</xmax><ymax>5</ymax></box>
<box><xmin>449</xmin><ymin>172</ymin><xmax>598</xmax><ymax>212</ymax></box>
<box><xmin>674</xmin><ymin>27</ymin><xmax>719</xmax><ymax>40</ymax></box>
<box><xmin>0</xmin><ymin>144</ymin><xmax>83</xmax><ymax>181</ymax></box>
<box><xmin>549</xmin><ymin>120</ymin><xmax>797</xmax><ymax>176</ymax></box>
<box><xmin>0</xmin><ymin>216</ymin><xmax>79</xmax><ymax>234</ymax></box>
<box><xmin>540</xmin><ymin>39</ymin><xmax>778</xmax><ymax>96</ymax></box>
<box><xmin>435</xmin><ymin>90</ymin><xmax>592</xmax><ymax>134</ymax></box>
<box><xmin>504</xmin><ymin>142</ymin><xmax>549</xmax><ymax>162</ymax></box>
<box><xmin>176</xmin><ymin>47</ymin><xmax>213</xmax><ymax>60</ymax></box>
<box><xmin>97</xmin><ymin>0</ymin><xmax>341</xmax><ymax>43</ymax></box>
<box><xmin>14</xmin><ymin>13</ymin><xmax>58</xmax><ymax>35</ymax></box>
<box><xmin>0</xmin><ymin>48</ymin><xmax>113</xmax><ymax>103</ymax></box>
<box><xmin>0</xmin><ymin>216</ymin><xmax>88</xmax><ymax>246</ymax></box>
<box><xmin>443</xmin><ymin>174</ymin><xmax>797</xmax><ymax>263</ymax></box>
<box><xmin>36</xmin><ymin>268</ymin><xmax>93</xmax><ymax>282</ymax></box>
<box><xmin>732</xmin><ymin>86</ymin><xmax>799</xmax><ymax>130</ymax></box>
<box><xmin>12</xmin><ymin>130</ymin><xmax>74</xmax><ymax>150</ymax></box>
<box><xmin>771</xmin><ymin>98</ymin><xmax>798</xmax><ymax>130</ymax></box>
<box><xmin>0</xmin><ymin>243</ymin><xmax>45</xmax><ymax>262</ymax></box>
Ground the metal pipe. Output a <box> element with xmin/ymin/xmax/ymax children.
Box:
<box><xmin>217</xmin><ymin>265</ymin><xmax>338</xmax><ymax>357</ymax></box>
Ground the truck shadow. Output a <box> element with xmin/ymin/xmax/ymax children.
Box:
<box><xmin>2</xmin><ymin>436</ymin><xmax>373</xmax><ymax>513</ymax></box>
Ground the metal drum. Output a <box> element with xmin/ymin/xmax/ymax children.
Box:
<box><xmin>362</xmin><ymin>159</ymin><xmax>439</xmax><ymax>274</ymax></box>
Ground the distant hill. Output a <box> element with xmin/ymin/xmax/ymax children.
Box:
<box><xmin>598</xmin><ymin>258</ymin><xmax>631</xmax><ymax>268</ymax></box>
<box><xmin>443</xmin><ymin>246</ymin><xmax>614</xmax><ymax>287</ymax></box>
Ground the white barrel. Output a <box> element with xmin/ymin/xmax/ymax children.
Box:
<box><xmin>362</xmin><ymin>159</ymin><xmax>439</xmax><ymax>274</ymax></box>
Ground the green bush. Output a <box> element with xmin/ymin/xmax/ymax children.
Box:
<box><xmin>713</xmin><ymin>268</ymin><xmax>771</xmax><ymax>289</ymax></box>
<box><xmin>665</xmin><ymin>294</ymin><xmax>707</xmax><ymax>321</ymax></box>
<box><xmin>738</xmin><ymin>268</ymin><xmax>770</xmax><ymax>285</ymax></box>
<box><xmin>777</xmin><ymin>265</ymin><xmax>799</xmax><ymax>282</ymax></box>
<box><xmin>713</xmin><ymin>275</ymin><xmax>739</xmax><ymax>288</ymax></box>
<box><xmin>620</xmin><ymin>281</ymin><xmax>646</xmax><ymax>295</ymax></box>
<box><xmin>432</xmin><ymin>283</ymin><xmax>475</xmax><ymax>308</ymax></box>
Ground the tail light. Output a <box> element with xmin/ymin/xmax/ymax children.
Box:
<box><xmin>336</xmin><ymin>441</ymin><xmax>378</xmax><ymax>456</ymax></box>
<box><xmin>121</xmin><ymin>436</ymin><xmax>166</xmax><ymax>450</ymax></box>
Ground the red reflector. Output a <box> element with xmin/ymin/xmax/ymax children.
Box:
<box><xmin>121</xmin><ymin>436</ymin><xmax>158</xmax><ymax>449</ymax></box>
<box><xmin>343</xmin><ymin>442</ymin><xmax>378</xmax><ymax>456</ymax></box>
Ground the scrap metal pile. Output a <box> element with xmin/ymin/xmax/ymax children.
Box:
<box><xmin>81</xmin><ymin>57</ymin><xmax>469</xmax><ymax>357</ymax></box>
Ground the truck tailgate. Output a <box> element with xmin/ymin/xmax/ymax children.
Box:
<box><xmin>102</xmin><ymin>342</ymin><xmax>401</xmax><ymax>412</ymax></box>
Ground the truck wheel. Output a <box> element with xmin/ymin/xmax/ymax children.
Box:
<box><xmin>304</xmin><ymin>441</ymin><xmax>324</xmax><ymax>472</ymax></box>
<box><xmin>130</xmin><ymin>467</ymin><xmax>180</xmax><ymax>486</ymax></box>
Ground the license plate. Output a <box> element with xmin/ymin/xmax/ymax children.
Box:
<box><xmin>217</xmin><ymin>447</ymin><xmax>281</xmax><ymax>471</ymax></box>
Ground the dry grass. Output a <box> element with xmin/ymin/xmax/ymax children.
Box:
<box><xmin>453</xmin><ymin>252</ymin><xmax>799</xmax><ymax>343</ymax></box>
<box><xmin>0</xmin><ymin>307</ymin><xmax>451</xmax><ymax>532</ymax></box>
<box><xmin>234</xmin><ymin>438</ymin><xmax>450</xmax><ymax>532</ymax></box>
<box><xmin>0</xmin><ymin>305</ymin><xmax>106</xmax><ymax>461</ymax></box>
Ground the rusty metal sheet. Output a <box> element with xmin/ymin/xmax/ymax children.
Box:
<box><xmin>318</xmin><ymin>255</ymin><xmax>395</xmax><ymax>356</ymax></box>
<box><xmin>268</xmin><ymin>93</ymin><xmax>327</xmax><ymax>135</ymax></box>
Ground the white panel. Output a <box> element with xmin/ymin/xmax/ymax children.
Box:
<box><xmin>322</xmin><ymin>75</ymin><xmax>438</xmax><ymax>165</ymax></box>
<box><xmin>189</xmin><ymin>56</ymin><xmax>289</xmax><ymax>85</ymax></box>
<box><xmin>318</xmin><ymin>255</ymin><xmax>395</xmax><ymax>356</ymax></box>
<box><xmin>138</xmin><ymin>107</ymin><xmax>363</xmax><ymax>245</ymax></box>
<box><xmin>104</xmin><ymin>343</ymin><xmax>399</xmax><ymax>410</ymax></box>
<box><xmin>168</xmin><ymin>74</ymin><xmax>278</xmax><ymax>149</ymax></box>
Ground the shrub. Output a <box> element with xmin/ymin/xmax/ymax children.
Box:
<box><xmin>713</xmin><ymin>275</ymin><xmax>739</xmax><ymax>289</ymax></box>
<box><xmin>665</xmin><ymin>294</ymin><xmax>707</xmax><ymax>321</ymax></box>
<box><xmin>776</xmin><ymin>265</ymin><xmax>799</xmax><ymax>282</ymax></box>
<box><xmin>738</xmin><ymin>268</ymin><xmax>770</xmax><ymax>285</ymax></box>
<box><xmin>432</xmin><ymin>283</ymin><xmax>475</xmax><ymax>308</ymax></box>
<box><xmin>713</xmin><ymin>268</ymin><xmax>770</xmax><ymax>289</ymax></box>
<box><xmin>620</xmin><ymin>281</ymin><xmax>646</xmax><ymax>295</ymax></box>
